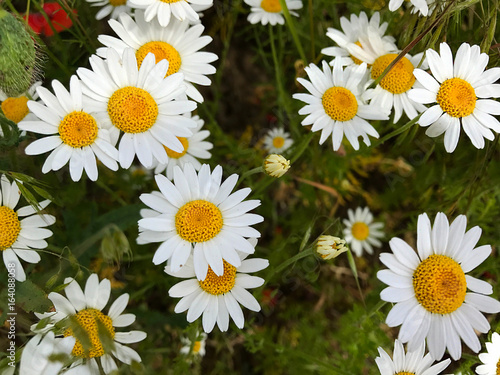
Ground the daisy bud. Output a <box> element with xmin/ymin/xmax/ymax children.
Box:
<box><xmin>0</xmin><ymin>10</ymin><xmax>41</xmax><ymax>97</ymax></box>
<box><xmin>263</xmin><ymin>154</ymin><xmax>290</xmax><ymax>178</ymax></box>
<box><xmin>316</xmin><ymin>235</ymin><xmax>348</xmax><ymax>260</ymax></box>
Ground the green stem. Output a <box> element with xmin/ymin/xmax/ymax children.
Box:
<box><xmin>266</xmin><ymin>247</ymin><xmax>314</xmax><ymax>284</ymax></box>
<box><xmin>269</xmin><ymin>25</ymin><xmax>287</xmax><ymax>107</ymax></box>
<box><xmin>308</xmin><ymin>0</ymin><xmax>314</xmax><ymax>60</ymax></box>
<box><xmin>236</xmin><ymin>166</ymin><xmax>263</xmax><ymax>187</ymax></box>
<box><xmin>277</xmin><ymin>0</ymin><xmax>307</xmax><ymax>62</ymax></box>
<box><xmin>372</xmin><ymin>114</ymin><xmax>421</xmax><ymax>148</ymax></box>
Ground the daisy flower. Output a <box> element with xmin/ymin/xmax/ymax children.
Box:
<box><xmin>128</xmin><ymin>0</ymin><xmax>213</xmax><ymax>27</ymax></box>
<box><xmin>378</xmin><ymin>212</ymin><xmax>500</xmax><ymax>360</ymax></box>
<box><xmin>152</xmin><ymin>113</ymin><xmax>212</xmax><ymax>180</ymax></box>
<box><xmin>137</xmin><ymin>163</ymin><xmax>263</xmax><ymax>280</ymax></box>
<box><xmin>321</xmin><ymin>12</ymin><xmax>396</xmax><ymax>67</ymax></box>
<box><xmin>97</xmin><ymin>12</ymin><xmax>218</xmax><ymax>103</ymax></box>
<box><xmin>19</xmin><ymin>332</ymin><xmax>75</xmax><ymax>375</ymax></box>
<box><xmin>345</xmin><ymin>30</ymin><xmax>427</xmax><ymax>123</ymax></box>
<box><xmin>244</xmin><ymin>0</ymin><xmax>303</xmax><ymax>26</ymax></box>
<box><xmin>263</xmin><ymin>127</ymin><xmax>293</xmax><ymax>154</ymax></box>
<box><xmin>388</xmin><ymin>0</ymin><xmax>435</xmax><ymax>17</ymax></box>
<box><xmin>166</xmin><ymin>248</ymin><xmax>269</xmax><ymax>333</ymax></box>
<box><xmin>293</xmin><ymin>59</ymin><xmax>389</xmax><ymax>151</ymax></box>
<box><xmin>476</xmin><ymin>332</ymin><xmax>500</xmax><ymax>375</ymax></box>
<box><xmin>33</xmin><ymin>274</ymin><xmax>147</xmax><ymax>374</ymax></box>
<box><xmin>180</xmin><ymin>332</ymin><xmax>207</xmax><ymax>356</ymax></box>
<box><xmin>18</xmin><ymin>76</ymin><xmax>120</xmax><ymax>182</ymax></box>
<box><xmin>343</xmin><ymin>206</ymin><xmax>383</xmax><ymax>257</ymax></box>
<box><xmin>77</xmin><ymin>48</ymin><xmax>197</xmax><ymax>169</ymax></box>
<box><xmin>0</xmin><ymin>82</ymin><xmax>40</xmax><ymax>126</ymax></box>
<box><xmin>0</xmin><ymin>175</ymin><xmax>55</xmax><ymax>282</ymax></box>
<box><xmin>316</xmin><ymin>235</ymin><xmax>348</xmax><ymax>260</ymax></box>
<box><xmin>85</xmin><ymin>0</ymin><xmax>133</xmax><ymax>20</ymax></box>
<box><xmin>408</xmin><ymin>42</ymin><xmax>500</xmax><ymax>152</ymax></box>
<box><xmin>376</xmin><ymin>339</ymin><xmax>450</xmax><ymax>375</ymax></box>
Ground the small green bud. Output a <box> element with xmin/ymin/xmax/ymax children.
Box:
<box><xmin>0</xmin><ymin>10</ymin><xmax>41</xmax><ymax>97</ymax></box>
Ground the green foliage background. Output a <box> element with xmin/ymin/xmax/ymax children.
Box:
<box><xmin>0</xmin><ymin>0</ymin><xmax>500</xmax><ymax>373</ymax></box>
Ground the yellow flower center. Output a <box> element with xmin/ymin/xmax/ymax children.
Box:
<box><xmin>199</xmin><ymin>261</ymin><xmax>237</xmax><ymax>295</ymax></box>
<box><xmin>436</xmin><ymin>78</ymin><xmax>476</xmax><ymax>118</ymax></box>
<box><xmin>351</xmin><ymin>222</ymin><xmax>369</xmax><ymax>241</ymax></box>
<box><xmin>159</xmin><ymin>0</ymin><xmax>183</xmax><ymax>2</ymax></box>
<box><xmin>350</xmin><ymin>41</ymin><xmax>364</xmax><ymax>65</ymax></box>
<box><xmin>136</xmin><ymin>41</ymin><xmax>182</xmax><ymax>77</ymax></box>
<box><xmin>107</xmin><ymin>87</ymin><xmax>158</xmax><ymax>134</ymax></box>
<box><xmin>395</xmin><ymin>372</ymin><xmax>415</xmax><ymax>375</ymax></box>
<box><xmin>109</xmin><ymin>0</ymin><xmax>127</xmax><ymax>5</ymax></box>
<box><xmin>1</xmin><ymin>96</ymin><xmax>29</xmax><ymax>123</ymax></box>
<box><xmin>322</xmin><ymin>87</ymin><xmax>358</xmax><ymax>122</ymax></box>
<box><xmin>64</xmin><ymin>308</ymin><xmax>115</xmax><ymax>359</ymax></box>
<box><xmin>260</xmin><ymin>0</ymin><xmax>282</xmax><ymax>12</ymax></box>
<box><xmin>497</xmin><ymin>359</ymin><xmax>500</xmax><ymax>375</ymax></box>
<box><xmin>175</xmin><ymin>200</ymin><xmax>223</xmax><ymax>243</ymax></box>
<box><xmin>58</xmin><ymin>111</ymin><xmax>98</xmax><ymax>148</ymax></box>
<box><xmin>193</xmin><ymin>340</ymin><xmax>202</xmax><ymax>353</ymax></box>
<box><xmin>371</xmin><ymin>54</ymin><xmax>416</xmax><ymax>94</ymax></box>
<box><xmin>272</xmin><ymin>136</ymin><xmax>285</xmax><ymax>149</ymax></box>
<box><xmin>164</xmin><ymin>137</ymin><xmax>189</xmax><ymax>159</ymax></box>
<box><xmin>413</xmin><ymin>254</ymin><xmax>467</xmax><ymax>315</ymax></box>
<box><xmin>0</xmin><ymin>206</ymin><xmax>21</xmax><ymax>251</ymax></box>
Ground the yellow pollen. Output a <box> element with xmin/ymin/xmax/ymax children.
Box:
<box><xmin>159</xmin><ymin>0</ymin><xmax>183</xmax><ymax>2</ymax></box>
<box><xmin>413</xmin><ymin>254</ymin><xmax>467</xmax><ymax>315</ymax></box>
<box><xmin>260</xmin><ymin>0</ymin><xmax>282</xmax><ymax>12</ymax></box>
<box><xmin>436</xmin><ymin>78</ymin><xmax>476</xmax><ymax>118</ymax></box>
<box><xmin>107</xmin><ymin>87</ymin><xmax>158</xmax><ymax>134</ymax></box>
<box><xmin>59</xmin><ymin>111</ymin><xmax>98</xmax><ymax>148</ymax></box>
<box><xmin>350</xmin><ymin>41</ymin><xmax>365</xmax><ymax>65</ymax></box>
<box><xmin>199</xmin><ymin>261</ymin><xmax>237</xmax><ymax>295</ymax></box>
<box><xmin>0</xmin><ymin>206</ymin><xmax>21</xmax><ymax>251</ymax></box>
<box><xmin>351</xmin><ymin>222</ymin><xmax>369</xmax><ymax>241</ymax></box>
<box><xmin>193</xmin><ymin>341</ymin><xmax>202</xmax><ymax>353</ymax></box>
<box><xmin>1</xmin><ymin>96</ymin><xmax>29</xmax><ymax>123</ymax></box>
<box><xmin>272</xmin><ymin>136</ymin><xmax>285</xmax><ymax>149</ymax></box>
<box><xmin>175</xmin><ymin>200</ymin><xmax>223</xmax><ymax>243</ymax></box>
<box><xmin>136</xmin><ymin>41</ymin><xmax>182</xmax><ymax>77</ymax></box>
<box><xmin>395</xmin><ymin>372</ymin><xmax>415</xmax><ymax>375</ymax></box>
<box><xmin>109</xmin><ymin>0</ymin><xmax>127</xmax><ymax>5</ymax></box>
<box><xmin>322</xmin><ymin>87</ymin><xmax>358</xmax><ymax>122</ymax></box>
<box><xmin>64</xmin><ymin>308</ymin><xmax>115</xmax><ymax>359</ymax></box>
<box><xmin>497</xmin><ymin>359</ymin><xmax>500</xmax><ymax>375</ymax></box>
<box><xmin>164</xmin><ymin>137</ymin><xmax>189</xmax><ymax>159</ymax></box>
<box><xmin>371</xmin><ymin>54</ymin><xmax>416</xmax><ymax>94</ymax></box>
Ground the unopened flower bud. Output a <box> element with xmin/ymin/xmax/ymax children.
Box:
<box><xmin>316</xmin><ymin>235</ymin><xmax>348</xmax><ymax>260</ymax></box>
<box><xmin>264</xmin><ymin>154</ymin><xmax>290</xmax><ymax>178</ymax></box>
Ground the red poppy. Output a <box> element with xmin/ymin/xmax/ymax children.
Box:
<box><xmin>25</xmin><ymin>2</ymin><xmax>76</xmax><ymax>36</ymax></box>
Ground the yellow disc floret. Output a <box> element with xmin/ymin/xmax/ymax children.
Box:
<box><xmin>371</xmin><ymin>54</ymin><xmax>416</xmax><ymax>94</ymax></box>
<box><xmin>413</xmin><ymin>254</ymin><xmax>467</xmax><ymax>315</ymax></box>
<box><xmin>351</xmin><ymin>222</ymin><xmax>369</xmax><ymax>241</ymax></box>
<box><xmin>436</xmin><ymin>78</ymin><xmax>476</xmax><ymax>118</ymax></box>
<box><xmin>272</xmin><ymin>136</ymin><xmax>285</xmax><ymax>149</ymax></box>
<box><xmin>1</xmin><ymin>96</ymin><xmax>29</xmax><ymax>123</ymax></box>
<box><xmin>107</xmin><ymin>87</ymin><xmax>158</xmax><ymax>134</ymax></box>
<box><xmin>109</xmin><ymin>0</ymin><xmax>127</xmax><ymax>5</ymax></box>
<box><xmin>164</xmin><ymin>137</ymin><xmax>189</xmax><ymax>158</ymax></box>
<box><xmin>496</xmin><ymin>359</ymin><xmax>500</xmax><ymax>375</ymax></box>
<box><xmin>136</xmin><ymin>41</ymin><xmax>182</xmax><ymax>77</ymax></box>
<box><xmin>193</xmin><ymin>341</ymin><xmax>202</xmax><ymax>354</ymax></box>
<box><xmin>175</xmin><ymin>200</ymin><xmax>223</xmax><ymax>243</ymax></box>
<box><xmin>64</xmin><ymin>308</ymin><xmax>115</xmax><ymax>358</ymax></box>
<box><xmin>0</xmin><ymin>206</ymin><xmax>21</xmax><ymax>251</ymax></box>
<box><xmin>322</xmin><ymin>87</ymin><xmax>358</xmax><ymax>122</ymax></box>
<box><xmin>260</xmin><ymin>0</ymin><xmax>282</xmax><ymax>12</ymax></box>
<box><xmin>395</xmin><ymin>372</ymin><xmax>415</xmax><ymax>375</ymax></box>
<box><xmin>59</xmin><ymin>111</ymin><xmax>98</xmax><ymax>148</ymax></box>
<box><xmin>160</xmin><ymin>0</ymin><xmax>183</xmax><ymax>2</ymax></box>
<box><xmin>199</xmin><ymin>261</ymin><xmax>237</xmax><ymax>295</ymax></box>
